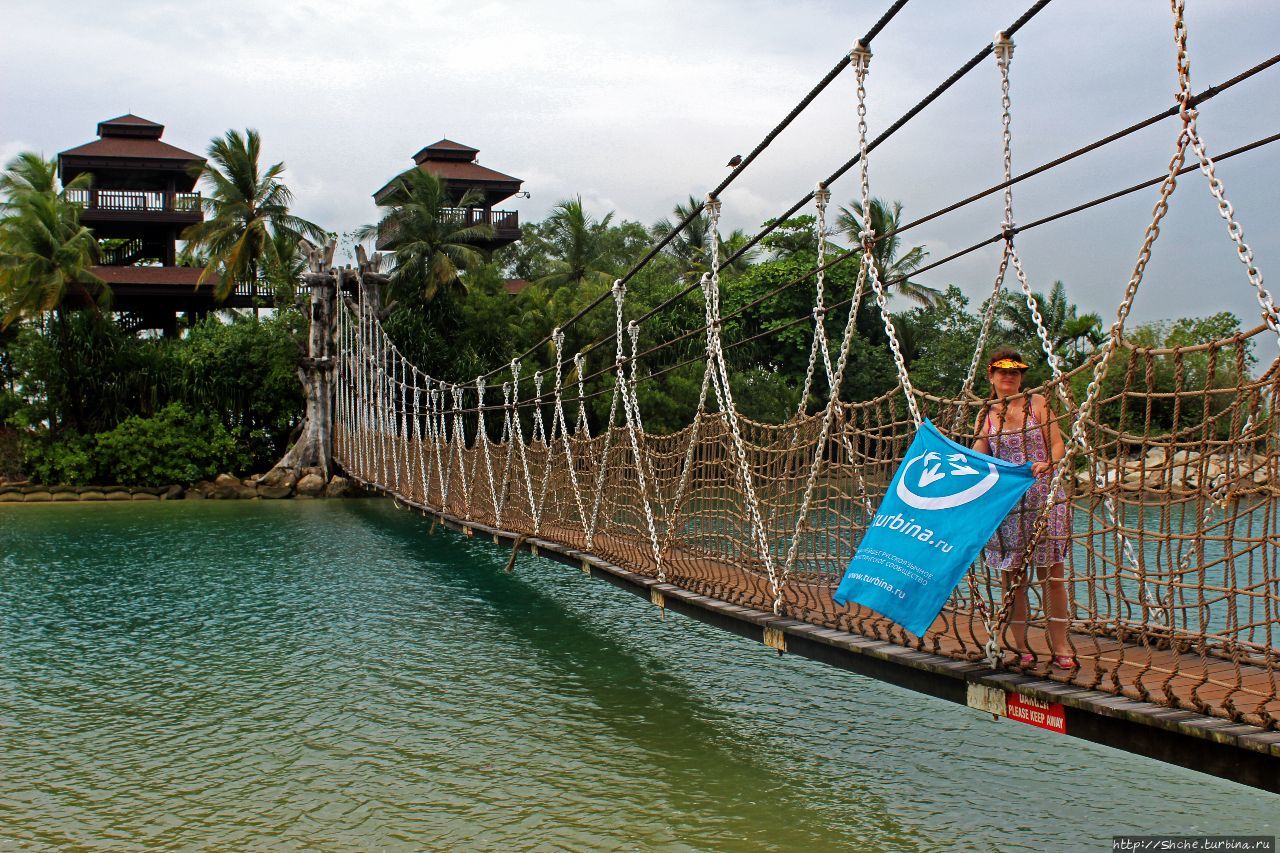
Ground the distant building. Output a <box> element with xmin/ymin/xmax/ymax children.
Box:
<box><xmin>58</xmin><ymin>114</ymin><xmax>257</xmax><ymax>334</ymax></box>
<box><xmin>373</xmin><ymin>139</ymin><xmax>523</xmax><ymax>251</ymax></box>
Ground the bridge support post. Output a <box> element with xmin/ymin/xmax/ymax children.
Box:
<box><xmin>268</xmin><ymin>239</ymin><xmax>339</xmax><ymax>480</ymax></box>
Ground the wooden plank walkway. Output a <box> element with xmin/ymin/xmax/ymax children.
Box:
<box><xmin>348</xmin><ymin>470</ymin><xmax>1280</xmax><ymax>795</ymax></box>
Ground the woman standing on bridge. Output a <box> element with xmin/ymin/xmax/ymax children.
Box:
<box><xmin>972</xmin><ymin>347</ymin><xmax>1075</xmax><ymax>670</ymax></box>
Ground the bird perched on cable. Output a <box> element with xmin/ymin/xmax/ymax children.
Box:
<box><xmin>726</xmin><ymin>154</ymin><xmax>742</xmax><ymax>168</ymax></box>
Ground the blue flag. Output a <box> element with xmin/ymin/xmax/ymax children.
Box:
<box><xmin>833</xmin><ymin>419</ymin><xmax>1036</xmax><ymax>636</ymax></box>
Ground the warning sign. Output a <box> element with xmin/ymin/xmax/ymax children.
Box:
<box><xmin>1006</xmin><ymin>692</ymin><xmax>1067</xmax><ymax>734</ymax></box>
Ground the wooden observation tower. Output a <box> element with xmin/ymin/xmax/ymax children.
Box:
<box><xmin>373</xmin><ymin>139</ymin><xmax>524</xmax><ymax>251</ymax></box>
<box><xmin>58</xmin><ymin>115</ymin><xmax>256</xmax><ymax>334</ymax></box>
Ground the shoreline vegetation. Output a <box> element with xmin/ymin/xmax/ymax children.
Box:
<box><xmin>0</xmin><ymin>134</ymin><xmax>1263</xmax><ymax>494</ymax></box>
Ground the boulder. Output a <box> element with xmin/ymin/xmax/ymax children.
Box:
<box><xmin>302</xmin><ymin>466</ymin><xmax>325</xmax><ymax>479</ymax></box>
<box><xmin>260</xmin><ymin>467</ymin><xmax>297</xmax><ymax>490</ymax></box>
<box><xmin>295</xmin><ymin>473</ymin><xmax>326</xmax><ymax>497</ymax></box>
<box><xmin>1144</xmin><ymin>447</ymin><xmax>1167</xmax><ymax>465</ymax></box>
<box><xmin>213</xmin><ymin>474</ymin><xmax>241</xmax><ymax>500</ymax></box>
<box><xmin>191</xmin><ymin>480</ymin><xmax>215</xmax><ymax>497</ymax></box>
<box><xmin>185</xmin><ymin>489</ymin><xmax>206</xmax><ymax>501</ymax></box>
<box><xmin>257</xmin><ymin>484</ymin><xmax>293</xmax><ymax>499</ymax></box>
<box><xmin>325</xmin><ymin>476</ymin><xmax>351</xmax><ymax>498</ymax></box>
<box><xmin>162</xmin><ymin>485</ymin><xmax>185</xmax><ymax>500</ymax></box>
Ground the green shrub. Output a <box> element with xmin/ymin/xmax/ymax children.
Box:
<box><xmin>21</xmin><ymin>430</ymin><xmax>98</xmax><ymax>485</ymax></box>
<box><xmin>93</xmin><ymin>403</ymin><xmax>247</xmax><ymax>486</ymax></box>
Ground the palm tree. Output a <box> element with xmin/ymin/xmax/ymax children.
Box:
<box><xmin>0</xmin><ymin>153</ymin><xmax>106</xmax><ymax>328</ymax></box>
<box><xmin>533</xmin><ymin>196</ymin><xmax>618</xmax><ymax>290</ymax></box>
<box><xmin>182</xmin><ymin>129</ymin><xmax>326</xmax><ymax>305</ymax></box>
<box><xmin>654</xmin><ymin>195</ymin><xmax>755</xmax><ymax>280</ymax></box>
<box><xmin>998</xmin><ymin>279</ymin><xmax>1103</xmax><ymax>368</ymax></box>
<box><xmin>837</xmin><ymin>198</ymin><xmax>937</xmax><ymax>307</ymax></box>
<box><xmin>358</xmin><ymin>168</ymin><xmax>492</xmax><ymax>305</ymax></box>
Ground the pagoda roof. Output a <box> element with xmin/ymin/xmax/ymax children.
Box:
<box><xmin>413</xmin><ymin>138</ymin><xmax>480</xmax><ymax>162</ymax></box>
<box><xmin>97</xmin><ymin>114</ymin><xmax>166</xmax><ymax>138</ymax></box>
<box><xmin>60</xmin><ymin>136</ymin><xmax>204</xmax><ymax>162</ymax></box>
<box><xmin>375</xmin><ymin>138</ymin><xmax>522</xmax><ymax>203</ymax></box>
<box><xmin>60</xmin><ymin>114</ymin><xmax>203</xmax><ymax>164</ymax></box>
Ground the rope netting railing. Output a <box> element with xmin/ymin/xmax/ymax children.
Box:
<box><xmin>330</xmin><ymin>0</ymin><xmax>1280</xmax><ymax>731</ymax></box>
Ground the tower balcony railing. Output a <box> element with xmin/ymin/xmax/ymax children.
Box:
<box><xmin>66</xmin><ymin>188</ymin><xmax>203</xmax><ymax>218</ymax></box>
<box><xmin>376</xmin><ymin>207</ymin><xmax>520</xmax><ymax>249</ymax></box>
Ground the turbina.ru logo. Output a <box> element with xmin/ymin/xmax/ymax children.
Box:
<box><xmin>895</xmin><ymin>451</ymin><xmax>1000</xmax><ymax>510</ymax></box>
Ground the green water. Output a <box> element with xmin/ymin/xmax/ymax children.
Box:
<box><xmin>0</xmin><ymin>500</ymin><xmax>1274</xmax><ymax>850</ymax></box>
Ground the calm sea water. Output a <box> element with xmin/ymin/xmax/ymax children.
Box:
<box><xmin>0</xmin><ymin>500</ymin><xmax>1274</xmax><ymax>850</ymax></box>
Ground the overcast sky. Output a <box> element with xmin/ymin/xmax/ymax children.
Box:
<box><xmin>3</xmin><ymin>0</ymin><xmax>1277</xmax><ymax>336</ymax></box>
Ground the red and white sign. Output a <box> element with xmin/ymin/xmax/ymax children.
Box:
<box><xmin>1006</xmin><ymin>692</ymin><xmax>1067</xmax><ymax>734</ymax></box>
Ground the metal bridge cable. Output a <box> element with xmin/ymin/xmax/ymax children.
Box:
<box><xmin>515</xmin><ymin>1</ymin><xmax>1101</xmax><ymax>389</ymax></box>
<box><xmin>451</xmin><ymin>54</ymin><xmax>1278</xmax><ymax>414</ymax></box>
<box><xmin>555</xmin><ymin>127</ymin><xmax>1280</xmax><ymax>401</ymax></box>
<box><xmin>561</xmin><ymin>129</ymin><xmax>1280</xmax><ymax>404</ymax></box>
<box><xmin>475</xmin><ymin>0</ymin><xmax>912</xmax><ymax>384</ymax></box>
<box><xmin>608</xmin><ymin>46</ymin><xmax>1279</xmax><ymax>363</ymax></box>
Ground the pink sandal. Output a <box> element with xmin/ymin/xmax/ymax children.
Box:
<box><xmin>1052</xmin><ymin>655</ymin><xmax>1078</xmax><ymax>670</ymax></box>
<box><xmin>1017</xmin><ymin>653</ymin><xmax>1036</xmax><ymax>666</ymax></box>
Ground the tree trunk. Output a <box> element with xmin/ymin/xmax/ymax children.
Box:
<box><xmin>270</xmin><ymin>268</ymin><xmax>338</xmax><ymax>478</ymax></box>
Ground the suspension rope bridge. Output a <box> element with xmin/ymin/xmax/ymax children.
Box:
<box><xmin>319</xmin><ymin>0</ymin><xmax>1280</xmax><ymax>792</ymax></box>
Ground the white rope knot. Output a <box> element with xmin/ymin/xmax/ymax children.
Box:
<box><xmin>814</xmin><ymin>183</ymin><xmax>831</xmax><ymax>207</ymax></box>
<box><xmin>813</xmin><ymin>306</ymin><xmax>826</xmax><ymax>319</ymax></box>
<box><xmin>704</xmin><ymin>196</ymin><xmax>722</xmax><ymax>217</ymax></box>
<box><xmin>1001</xmin><ymin>220</ymin><xmax>1016</xmax><ymax>241</ymax></box>
<box><xmin>859</xmin><ymin>227</ymin><xmax>876</xmax><ymax>244</ymax></box>
<box><xmin>611</xmin><ymin>278</ymin><xmax>625</xmax><ymax>302</ymax></box>
<box><xmin>993</xmin><ymin>31</ymin><xmax>1014</xmax><ymax>65</ymax></box>
<box><xmin>850</xmin><ymin>39</ymin><xmax>872</xmax><ymax>71</ymax></box>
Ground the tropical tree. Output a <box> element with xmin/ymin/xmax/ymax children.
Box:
<box><xmin>836</xmin><ymin>197</ymin><xmax>938</xmax><ymax>307</ymax></box>
<box><xmin>0</xmin><ymin>153</ymin><xmax>106</xmax><ymax>327</ymax></box>
<box><xmin>533</xmin><ymin>196</ymin><xmax>619</xmax><ymax>290</ymax></box>
<box><xmin>654</xmin><ymin>195</ymin><xmax>756</xmax><ymax>280</ymax></box>
<box><xmin>358</xmin><ymin>168</ymin><xmax>492</xmax><ymax>306</ymax></box>
<box><xmin>182</xmin><ymin>129</ymin><xmax>326</xmax><ymax>304</ymax></box>
<box><xmin>998</xmin><ymin>279</ymin><xmax>1103</xmax><ymax>369</ymax></box>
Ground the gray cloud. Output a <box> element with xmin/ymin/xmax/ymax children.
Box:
<box><xmin>2</xmin><ymin>0</ymin><xmax>1277</xmax><ymax>337</ymax></box>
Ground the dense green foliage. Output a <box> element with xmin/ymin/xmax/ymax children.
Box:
<box><xmin>5</xmin><ymin>313</ymin><xmax>303</xmax><ymax>483</ymax></box>
<box><xmin>24</xmin><ymin>403</ymin><xmax>245</xmax><ymax>486</ymax></box>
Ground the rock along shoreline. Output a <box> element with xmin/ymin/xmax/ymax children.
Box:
<box><xmin>0</xmin><ymin>468</ymin><xmax>361</xmax><ymax>503</ymax></box>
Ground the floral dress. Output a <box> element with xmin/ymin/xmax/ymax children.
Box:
<box><xmin>983</xmin><ymin>405</ymin><xmax>1070</xmax><ymax>569</ymax></box>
